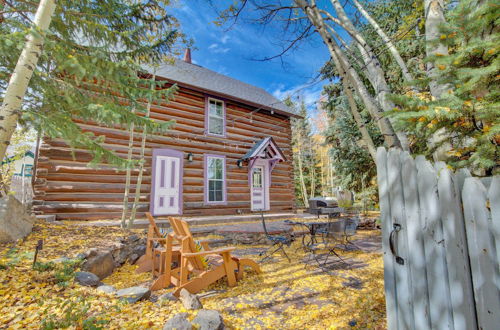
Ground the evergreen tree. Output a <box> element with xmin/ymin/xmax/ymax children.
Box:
<box><xmin>0</xmin><ymin>0</ymin><xmax>185</xmax><ymax>168</ymax></box>
<box><xmin>322</xmin><ymin>83</ymin><xmax>382</xmax><ymax>192</ymax></box>
<box><xmin>391</xmin><ymin>0</ymin><xmax>499</xmax><ymax>174</ymax></box>
<box><xmin>289</xmin><ymin>99</ymin><xmax>321</xmax><ymax>207</ymax></box>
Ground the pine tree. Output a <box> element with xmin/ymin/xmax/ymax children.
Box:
<box><xmin>0</xmin><ymin>0</ymin><xmax>184</xmax><ymax>168</ymax></box>
<box><xmin>391</xmin><ymin>0</ymin><xmax>499</xmax><ymax>174</ymax></box>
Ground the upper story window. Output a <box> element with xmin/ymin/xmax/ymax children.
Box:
<box><xmin>207</xmin><ymin>98</ymin><xmax>225</xmax><ymax>136</ymax></box>
<box><xmin>205</xmin><ymin>154</ymin><xmax>226</xmax><ymax>204</ymax></box>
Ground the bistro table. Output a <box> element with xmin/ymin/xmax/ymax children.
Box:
<box><xmin>285</xmin><ymin>219</ymin><xmax>344</xmax><ymax>250</ymax></box>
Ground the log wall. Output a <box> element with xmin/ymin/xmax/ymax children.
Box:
<box><xmin>33</xmin><ymin>85</ymin><xmax>296</xmax><ymax>220</ymax></box>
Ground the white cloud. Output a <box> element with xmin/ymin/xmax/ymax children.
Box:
<box><xmin>221</xmin><ymin>35</ymin><xmax>230</xmax><ymax>44</ymax></box>
<box><xmin>272</xmin><ymin>83</ymin><xmax>323</xmax><ymax>109</ymax></box>
<box><xmin>207</xmin><ymin>43</ymin><xmax>230</xmax><ymax>54</ymax></box>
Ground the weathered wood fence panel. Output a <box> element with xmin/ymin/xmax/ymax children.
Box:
<box><xmin>377</xmin><ymin>147</ymin><xmax>499</xmax><ymax>330</ymax></box>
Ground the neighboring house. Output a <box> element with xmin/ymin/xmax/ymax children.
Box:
<box><xmin>33</xmin><ymin>50</ymin><xmax>298</xmax><ymax>220</ymax></box>
<box><xmin>2</xmin><ymin>151</ymin><xmax>35</xmax><ymax>177</ymax></box>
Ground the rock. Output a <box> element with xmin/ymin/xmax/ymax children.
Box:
<box><xmin>179</xmin><ymin>288</ymin><xmax>203</xmax><ymax>310</ymax></box>
<box><xmin>159</xmin><ymin>292</ymin><xmax>178</xmax><ymax>302</ymax></box>
<box><xmin>116</xmin><ymin>286</ymin><xmax>151</xmax><ymax>303</ymax></box>
<box><xmin>192</xmin><ymin>310</ymin><xmax>225</xmax><ymax>330</ymax></box>
<box><xmin>75</xmin><ymin>271</ymin><xmax>101</xmax><ymax>287</ymax></box>
<box><xmin>52</xmin><ymin>256</ymin><xmax>72</xmax><ymax>264</ymax></box>
<box><xmin>97</xmin><ymin>285</ymin><xmax>116</xmax><ymax>294</ymax></box>
<box><xmin>128</xmin><ymin>244</ymin><xmax>146</xmax><ymax>264</ymax></box>
<box><xmin>0</xmin><ymin>196</ymin><xmax>36</xmax><ymax>243</ymax></box>
<box><xmin>81</xmin><ymin>249</ymin><xmax>116</xmax><ymax>280</ymax></box>
<box><xmin>75</xmin><ymin>253</ymin><xmax>87</xmax><ymax>260</ymax></box>
<box><xmin>163</xmin><ymin>313</ymin><xmax>192</xmax><ymax>330</ymax></box>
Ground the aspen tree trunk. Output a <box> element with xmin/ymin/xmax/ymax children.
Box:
<box><xmin>295</xmin><ymin>0</ymin><xmax>402</xmax><ymax>149</ymax></box>
<box><xmin>326</xmin><ymin>27</ymin><xmax>378</xmax><ymax>160</ymax></box>
<box><xmin>351</xmin><ymin>0</ymin><xmax>415</xmax><ymax>84</ymax></box>
<box><xmin>330</xmin><ymin>0</ymin><xmax>409</xmax><ymax>150</ymax></box>
<box><xmin>424</xmin><ymin>0</ymin><xmax>452</xmax><ymax>160</ymax></box>
<box><xmin>296</xmin><ymin>140</ymin><xmax>309</xmax><ymax>207</ymax></box>
<box><xmin>128</xmin><ymin>75</ymin><xmax>156</xmax><ymax>228</ymax></box>
<box><xmin>425</xmin><ymin>0</ymin><xmax>449</xmax><ymax>98</ymax></box>
<box><xmin>309</xmin><ymin>141</ymin><xmax>316</xmax><ymax>197</ymax></box>
<box><xmin>0</xmin><ymin>0</ymin><xmax>56</xmax><ymax>162</ymax></box>
<box><xmin>120</xmin><ymin>113</ymin><xmax>135</xmax><ymax>229</ymax></box>
<box><xmin>343</xmin><ymin>79</ymin><xmax>378</xmax><ymax>161</ymax></box>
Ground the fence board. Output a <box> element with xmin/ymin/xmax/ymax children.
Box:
<box><xmin>377</xmin><ymin>148</ymin><xmax>499</xmax><ymax>330</ymax></box>
<box><xmin>387</xmin><ymin>149</ymin><xmax>414</xmax><ymax>330</ymax></box>
<box><xmin>462</xmin><ymin>178</ymin><xmax>500</xmax><ymax>330</ymax></box>
<box><xmin>400</xmin><ymin>152</ymin><xmax>431</xmax><ymax>329</ymax></box>
<box><xmin>376</xmin><ymin>147</ymin><xmax>398</xmax><ymax>330</ymax></box>
<box><xmin>488</xmin><ymin>177</ymin><xmax>499</xmax><ymax>274</ymax></box>
<box><xmin>437</xmin><ymin>166</ymin><xmax>477</xmax><ymax>330</ymax></box>
<box><xmin>415</xmin><ymin>156</ymin><xmax>454</xmax><ymax>329</ymax></box>
<box><xmin>455</xmin><ymin>168</ymin><xmax>471</xmax><ymax>192</ymax></box>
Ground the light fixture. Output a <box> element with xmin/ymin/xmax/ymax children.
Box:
<box><xmin>187</xmin><ymin>153</ymin><xmax>193</xmax><ymax>162</ymax></box>
<box><xmin>237</xmin><ymin>159</ymin><xmax>244</xmax><ymax>168</ymax></box>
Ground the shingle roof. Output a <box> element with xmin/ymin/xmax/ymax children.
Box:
<box><xmin>149</xmin><ymin>59</ymin><xmax>297</xmax><ymax>117</ymax></box>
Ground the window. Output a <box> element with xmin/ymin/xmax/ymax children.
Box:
<box><xmin>23</xmin><ymin>164</ymin><xmax>33</xmax><ymax>177</ymax></box>
<box><xmin>207</xmin><ymin>98</ymin><xmax>225</xmax><ymax>136</ymax></box>
<box><xmin>205</xmin><ymin>155</ymin><xmax>226</xmax><ymax>203</ymax></box>
<box><xmin>252</xmin><ymin>168</ymin><xmax>262</xmax><ymax>188</ymax></box>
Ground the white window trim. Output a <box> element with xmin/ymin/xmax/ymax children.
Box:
<box><xmin>204</xmin><ymin>154</ymin><xmax>227</xmax><ymax>205</ymax></box>
<box><xmin>206</xmin><ymin>97</ymin><xmax>225</xmax><ymax>137</ymax></box>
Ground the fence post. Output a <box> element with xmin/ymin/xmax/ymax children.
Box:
<box><xmin>376</xmin><ymin>147</ymin><xmax>398</xmax><ymax>330</ymax></box>
<box><xmin>401</xmin><ymin>152</ymin><xmax>431</xmax><ymax>329</ymax></box>
<box><xmin>462</xmin><ymin>177</ymin><xmax>500</xmax><ymax>329</ymax></box>
<box><xmin>437</xmin><ymin>165</ymin><xmax>477</xmax><ymax>330</ymax></box>
<box><xmin>415</xmin><ymin>156</ymin><xmax>454</xmax><ymax>329</ymax></box>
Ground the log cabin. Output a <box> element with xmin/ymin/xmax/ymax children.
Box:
<box><xmin>33</xmin><ymin>50</ymin><xmax>299</xmax><ymax>220</ymax></box>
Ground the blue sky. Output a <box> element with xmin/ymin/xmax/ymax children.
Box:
<box><xmin>172</xmin><ymin>0</ymin><xmax>331</xmax><ymax>111</ymax></box>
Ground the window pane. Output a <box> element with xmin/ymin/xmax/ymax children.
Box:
<box><xmin>215</xmin><ymin>190</ymin><xmax>223</xmax><ymax>201</ymax></box>
<box><xmin>215</xmin><ymin>160</ymin><xmax>222</xmax><ymax>179</ymax></box>
<box><xmin>208</xmin><ymin>159</ymin><xmax>215</xmax><ymax>179</ymax></box>
<box><xmin>209</xmin><ymin>100</ymin><xmax>217</xmax><ymax>115</ymax></box>
<box><xmin>209</xmin><ymin>190</ymin><xmax>215</xmax><ymax>202</ymax></box>
<box><xmin>253</xmin><ymin>168</ymin><xmax>262</xmax><ymax>188</ymax></box>
<box><xmin>209</xmin><ymin>117</ymin><xmax>223</xmax><ymax>135</ymax></box>
<box><xmin>215</xmin><ymin>180</ymin><xmax>223</xmax><ymax>191</ymax></box>
<box><xmin>209</xmin><ymin>180</ymin><xmax>215</xmax><ymax>191</ymax></box>
<box><xmin>215</xmin><ymin>102</ymin><xmax>223</xmax><ymax>116</ymax></box>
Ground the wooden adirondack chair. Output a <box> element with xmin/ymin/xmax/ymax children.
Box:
<box><xmin>150</xmin><ymin>217</ymin><xmax>262</xmax><ymax>295</ymax></box>
<box><xmin>135</xmin><ymin>212</ymin><xmax>179</xmax><ymax>274</ymax></box>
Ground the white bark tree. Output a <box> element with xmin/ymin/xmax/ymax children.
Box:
<box><xmin>120</xmin><ymin>110</ymin><xmax>136</xmax><ymax>229</ymax></box>
<box><xmin>0</xmin><ymin>0</ymin><xmax>56</xmax><ymax>162</ymax></box>
<box><xmin>351</xmin><ymin>0</ymin><xmax>415</xmax><ymax>84</ymax></box>
<box><xmin>128</xmin><ymin>74</ymin><xmax>157</xmax><ymax>228</ymax></box>
<box><xmin>295</xmin><ymin>0</ymin><xmax>402</xmax><ymax>149</ymax></box>
<box><xmin>329</xmin><ymin>0</ymin><xmax>409</xmax><ymax>150</ymax></box>
<box><xmin>424</xmin><ymin>0</ymin><xmax>452</xmax><ymax>160</ymax></box>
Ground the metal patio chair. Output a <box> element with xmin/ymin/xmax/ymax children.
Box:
<box><xmin>342</xmin><ymin>216</ymin><xmax>360</xmax><ymax>250</ymax></box>
<box><xmin>259</xmin><ymin>212</ymin><xmax>293</xmax><ymax>263</ymax></box>
<box><xmin>305</xmin><ymin>218</ymin><xmax>349</xmax><ymax>271</ymax></box>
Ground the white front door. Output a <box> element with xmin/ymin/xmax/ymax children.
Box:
<box><xmin>251</xmin><ymin>165</ymin><xmax>268</xmax><ymax>211</ymax></box>
<box><xmin>153</xmin><ymin>155</ymin><xmax>181</xmax><ymax>215</ymax></box>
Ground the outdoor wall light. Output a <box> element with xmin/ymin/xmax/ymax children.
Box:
<box><xmin>187</xmin><ymin>153</ymin><xmax>193</xmax><ymax>162</ymax></box>
<box><xmin>237</xmin><ymin>159</ymin><xmax>244</xmax><ymax>168</ymax></box>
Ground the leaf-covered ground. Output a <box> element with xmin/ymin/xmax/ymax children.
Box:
<box><xmin>0</xmin><ymin>220</ymin><xmax>386</xmax><ymax>329</ymax></box>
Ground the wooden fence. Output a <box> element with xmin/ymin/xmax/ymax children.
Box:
<box><xmin>376</xmin><ymin>147</ymin><xmax>499</xmax><ymax>330</ymax></box>
<box><xmin>9</xmin><ymin>175</ymin><xmax>33</xmax><ymax>205</ymax></box>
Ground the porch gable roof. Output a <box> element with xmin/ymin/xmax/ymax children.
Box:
<box><xmin>242</xmin><ymin>137</ymin><xmax>286</xmax><ymax>162</ymax></box>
